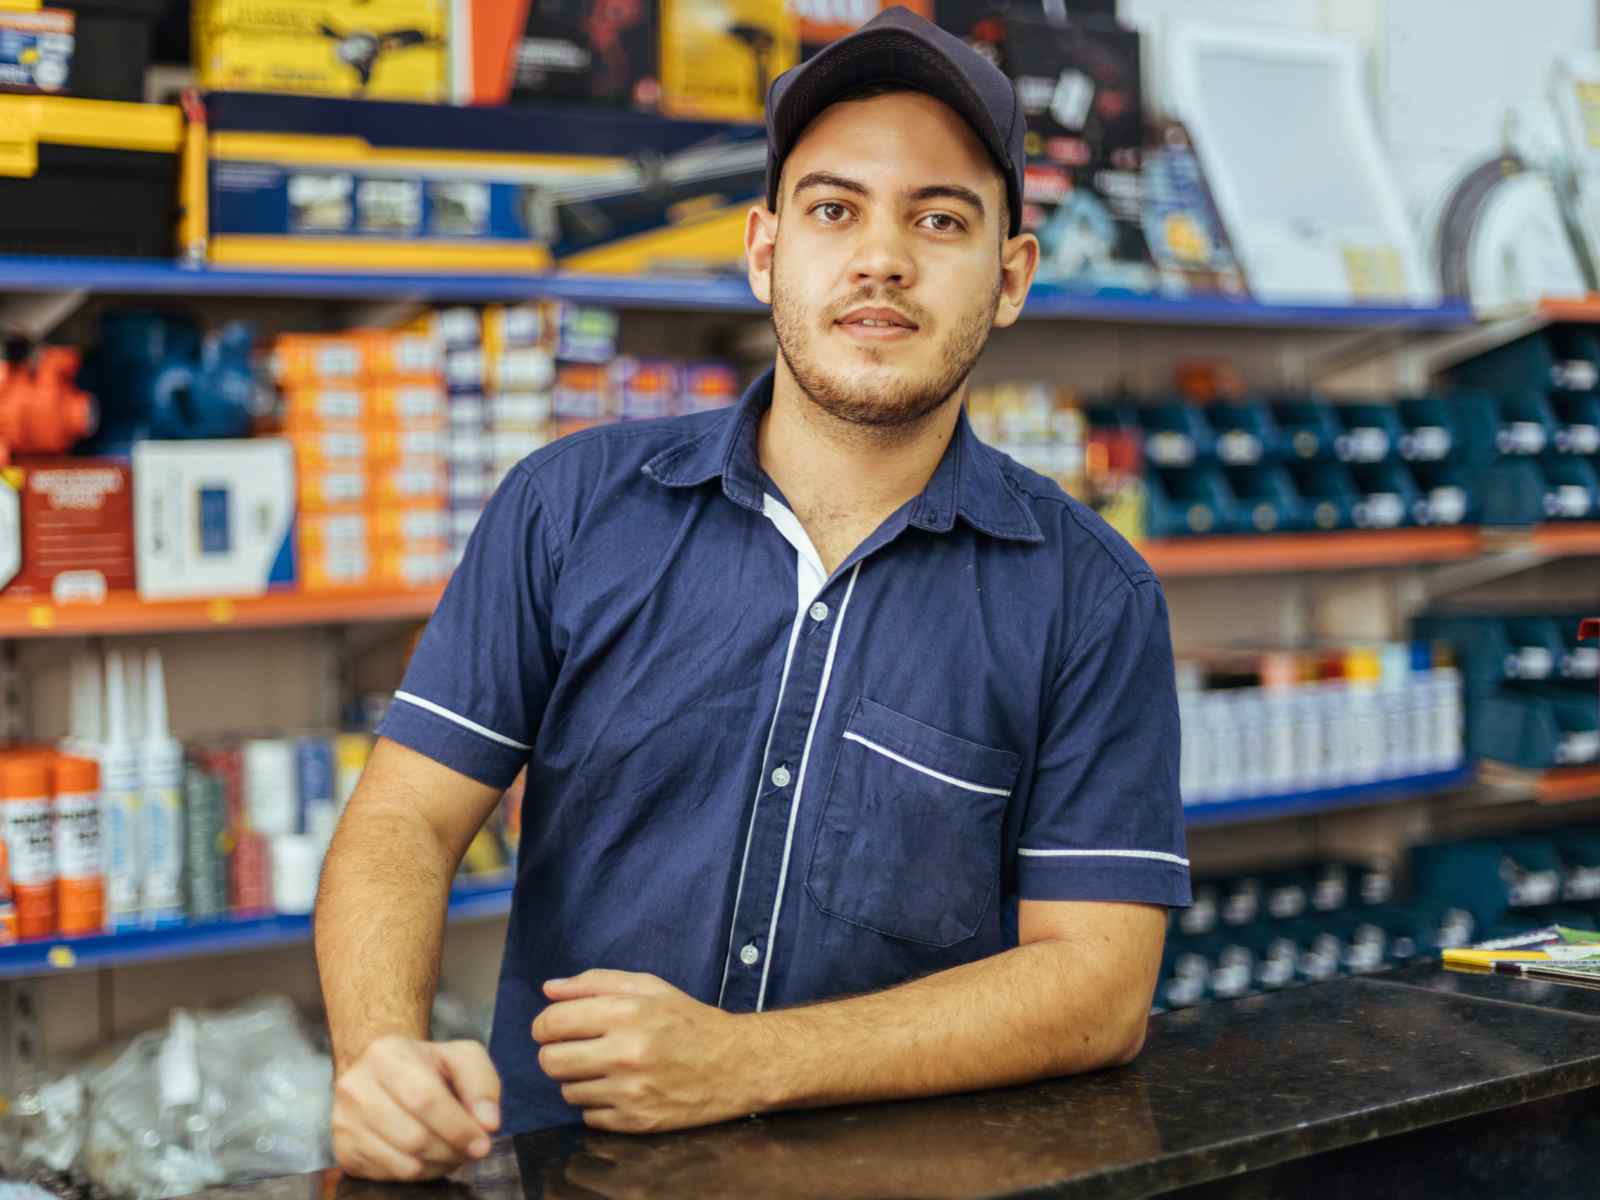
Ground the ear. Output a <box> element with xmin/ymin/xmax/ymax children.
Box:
<box><xmin>746</xmin><ymin>203</ymin><xmax>779</xmax><ymax>306</ymax></box>
<box><xmin>993</xmin><ymin>231</ymin><xmax>1040</xmax><ymax>329</ymax></box>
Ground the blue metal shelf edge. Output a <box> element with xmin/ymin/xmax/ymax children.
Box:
<box><xmin>0</xmin><ymin>877</ymin><xmax>512</xmax><ymax>980</ymax></box>
<box><xmin>1183</xmin><ymin>766</ymin><xmax>1476</xmax><ymax>828</ymax></box>
<box><xmin>0</xmin><ymin>256</ymin><xmax>1475</xmax><ymax>328</ymax></box>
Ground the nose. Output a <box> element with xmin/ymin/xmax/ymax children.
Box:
<box><xmin>846</xmin><ymin>217</ymin><xmax>916</xmax><ymax>290</ymax></box>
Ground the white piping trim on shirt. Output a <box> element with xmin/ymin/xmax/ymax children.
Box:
<box><xmin>392</xmin><ymin>690</ymin><xmax>531</xmax><ymax>750</ymax></box>
<box><xmin>716</xmin><ymin>601</ymin><xmax>808</xmax><ymax>1009</ymax></box>
<box><xmin>1017</xmin><ymin>847</ymin><xmax>1191</xmax><ymax>867</ymax></box>
<box><xmin>757</xmin><ymin>560</ymin><xmax>860</xmax><ymax>1012</ymax></box>
<box><xmin>841</xmin><ymin>732</ymin><xmax>1012</xmax><ymax>797</ymax></box>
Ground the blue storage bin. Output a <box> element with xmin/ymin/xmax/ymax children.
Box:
<box><xmin>1453</xmin><ymin>390</ymin><xmax>1556</xmax><ymax>463</ymax></box>
<box><xmin>1288</xmin><ymin>460</ymin><xmax>1360</xmax><ymax>530</ymax></box>
<box><xmin>1135</xmin><ymin>402</ymin><xmax>1214</xmax><ymax>468</ymax></box>
<box><xmin>1222</xmin><ymin>464</ymin><xmax>1308</xmax><ymax>533</ymax></box>
<box><xmin>1396</xmin><ymin>396</ymin><xmax>1462</xmax><ymax>462</ymax></box>
<box><xmin>1410</xmin><ymin>460</ymin><xmax>1477</xmax><ymax>525</ymax></box>
<box><xmin>1347</xmin><ymin>459</ymin><xmax>1417</xmax><ymax>528</ymax></box>
<box><xmin>1208</xmin><ymin>399</ymin><xmax>1281</xmax><ymax>465</ymax></box>
<box><xmin>1541</xmin><ymin>455</ymin><xmax>1600</xmax><ymax>520</ymax></box>
<box><xmin>1332</xmin><ymin>404</ymin><xmax>1403</xmax><ymax>463</ymax></box>
<box><xmin>1270</xmin><ymin>397</ymin><xmax>1343</xmax><ymax>461</ymax></box>
<box><xmin>1552</xmin><ymin>392</ymin><xmax>1600</xmax><ymax>455</ymax></box>
<box><xmin>1477</xmin><ymin>683</ymin><xmax>1600</xmax><ymax>768</ymax></box>
<box><xmin>1147</xmin><ymin>465</ymin><xmax>1243</xmax><ymax>536</ymax></box>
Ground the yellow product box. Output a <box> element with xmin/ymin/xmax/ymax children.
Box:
<box><xmin>362</xmin><ymin>329</ymin><xmax>442</xmax><ymax>378</ymax></box>
<box><xmin>284</xmin><ymin>387</ymin><xmax>365</xmax><ymax>429</ymax></box>
<box><xmin>369</xmin><ymin>427</ymin><xmax>450</xmax><ymax>462</ymax></box>
<box><xmin>483</xmin><ymin>301</ymin><xmax>558</xmax><ymax>357</ymax></box>
<box><xmin>301</xmin><ymin>543</ymin><xmax>373</xmax><ymax>591</ymax></box>
<box><xmin>292</xmin><ymin>428</ymin><xmax>369</xmax><ymax>469</ymax></box>
<box><xmin>195</xmin><ymin>0</ymin><xmax>449</xmax><ymax>103</ymax></box>
<box><xmin>371</xmin><ymin>502</ymin><xmax>449</xmax><ymax>549</ymax></box>
<box><xmin>374</xmin><ymin>546</ymin><xmax>452</xmax><ymax>589</ymax></box>
<box><xmin>298</xmin><ymin>464</ymin><xmax>369</xmax><ymax>512</ymax></box>
<box><xmin>275</xmin><ymin>334</ymin><xmax>366</xmax><ymax>386</ymax></box>
<box><xmin>372</xmin><ymin>459</ymin><xmax>447</xmax><ymax>505</ymax></box>
<box><xmin>299</xmin><ymin>508</ymin><xmax>369</xmax><ymax>559</ymax></box>
<box><xmin>659</xmin><ymin>0</ymin><xmax>798</xmax><ymax>122</ymax></box>
<box><xmin>368</xmin><ymin>383</ymin><xmax>447</xmax><ymax>427</ymax></box>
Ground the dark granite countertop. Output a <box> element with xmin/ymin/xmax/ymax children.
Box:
<box><xmin>192</xmin><ymin>962</ymin><xmax>1600</xmax><ymax>1200</ymax></box>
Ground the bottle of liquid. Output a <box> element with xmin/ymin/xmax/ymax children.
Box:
<box><xmin>140</xmin><ymin>650</ymin><xmax>186</xmax><ymax>927</ymax></box>
<box><xmin>1</xmin><ymin>754</ymin><xmax>56</xmax><ymax>939</ymax></box>
<box><xmin>61</xmin><ymin>651</ymin><xmax>103</xmax><ymax>761</ymax></box>
<box><xmin>53</xmin><ymin>755</ymin><xmax>104</xmax><ymax>935</ymax></box>
<box><xmin>102</xmin><ymin>650</ymin><xmax>144</xmax><ymax>932</ymax></box>
<box><xmin>0</xmin><ymin>834</ymin><xmax>16</xmax><ymax>943</ymax></box>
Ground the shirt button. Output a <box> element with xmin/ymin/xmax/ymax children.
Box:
<box><xmin>771</xmin><ymin>765</ymin><xmax>792</xmax><ymax>788</ymax></box>
<box><xmin>740</xmin><ymin>943</ymin><xmax>761</xmax><ymax>966</ymax></box>
<box><xmin>809</xmin><ymin>601</ymin><xmax>829</xmax><ymax>622</ymax></box>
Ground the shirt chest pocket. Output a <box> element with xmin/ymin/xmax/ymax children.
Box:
<box><xmin>805</xmin><ymin>696</ymin><xmax>1021</xmax><ymax>948</ymax></box>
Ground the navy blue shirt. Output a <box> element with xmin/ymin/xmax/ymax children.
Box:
<box><xmin>378</xmin><ymin>367</ymin><xmax>1190</xmax><ymax>1134</ymax></box>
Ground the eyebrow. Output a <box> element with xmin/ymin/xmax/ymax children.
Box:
<box><xmin>790</xmin><ymin>172</ymin><xmax>988</xmax><ymax>219</ymax></box>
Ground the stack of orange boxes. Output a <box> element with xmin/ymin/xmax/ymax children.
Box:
<box><xmin>276</xmin><ymin>329</ymin><xmax>453</xmax><ymax>592</ymax></box>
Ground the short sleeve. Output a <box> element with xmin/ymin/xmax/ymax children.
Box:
<box><xmin>377</xmin><ymin>466</ymin><xmax>558</xmax><ymax>789</ymax></box>
<box><xmin>1016</xmin><ymin>576</ymin><xmax>1191</xmax><ymax>907</ymax></box>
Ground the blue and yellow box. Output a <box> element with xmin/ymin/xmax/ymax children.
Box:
<box><xmin>195</xmin><ymin>91</ymin><xmax>767</xmax><ymax>274</ymax></box>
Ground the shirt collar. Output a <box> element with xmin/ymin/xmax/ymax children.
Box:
<box><xmin>642</xmin><ymin>367</ymin><xmax>1044</xmax><ymax>544</ymax></box>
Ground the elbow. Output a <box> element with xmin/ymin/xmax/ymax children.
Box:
<box><xmin>1108</xmin><ymin>1011</ymin><xmax>1148</xmax><ymax>1067</ymax></box>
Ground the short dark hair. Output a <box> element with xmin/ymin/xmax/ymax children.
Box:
<box><xmin>776</xmin><ymin>82</ymin><xmax>1011</xmax><ymax>242</ymax></box>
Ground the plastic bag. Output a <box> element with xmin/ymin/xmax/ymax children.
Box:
<box><xmin>80</xmin><ymin>998</ymin><xmax>332</xmax><ymax>1200</ymax></box>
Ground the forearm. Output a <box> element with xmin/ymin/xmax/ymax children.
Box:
<box><xmin>743</xmin><ymin>939</ymin><xmax>1149</xmax><ymax>1113</ymax></box>
<box><xmin>314</xmin><ymin>798</ymin><xmax>458</xmax><ymax>1075</ymax></box>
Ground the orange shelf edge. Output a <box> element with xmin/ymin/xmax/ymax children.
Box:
<box><xmin>0</xmin><ymin>588</ymin><xmax>443</xmax><ymax>638</ymax></box>
<box><xmin>1530</xmin><ymin>523</ymin><xmax>1600</xmax><ymax>556</ymax></box>
<box><xmin>1142</xmin><ymin>527</ymin><xmax>1485</xmax><ymax>577</ymax></box>
<box><xmin>1480</xmin><ymin>761</ymin><xmax>1600</xmax><ymax>806</ymax></box>
<box><xmin>1536</xmin><ymin>295</ymin><xmax>1600</xmax><ymax>323</ymax></box>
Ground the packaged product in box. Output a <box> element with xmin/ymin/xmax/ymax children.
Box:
<box><xmin>299</xmin><ymin>510</ymin><xmax>368</xmax><ymax>557</ymax></box>
<box><xmin>291</xmin><ymin>428</ymin><xmax>369</xmax><ymax>468</ymax></box>
<box><xmin>553</xmin><ymin>363</ymin><xmax>614</xmax><ymax>421</ymax></box>
<box><xmin>284</xmin><ymin>387</ymin><xmax>365</xmax><ymax>428</ymax></box>
<box><xmin>0</xmin><ymin>9</ymin><xmax>73</xmax><ymax>95</ymax></box>
<box><xmin>490</xmin><ymin>392</ymin><xmax>553</xmax><ymax>429</ymax></box>
<box><xmin>0</xmin><ymin>94</ymin><xmax>181</xmax><ymax>258</ymax></box>
<box><xmin>132</xmin><ymin>439</ymin><xmax>297</xmax><ymax>599</ymax></box>
<box><xmin>491</xmin><ymin>429</ymin><xmax>550</xmax><ymax>465</ymax></box>
<box><xmin>449</xmin><ymin>464</ymin><xmax>492</xmax><ymax>505</ymax></box>
<box><xmin>372</xmin><ymin>460</ymin><xmax>448</xmax><ymax>505</ymax></box>
<box><xmin>613</xmin><ymin>357</ymin><xmax>680</xmax><ymax>420</ymax></box>
<box><xmin>794</xmin><ymin>0</ymin><xmax>933</xmax><ymax>58</ymax></box>
<box><xmin>508</xmin><ymin>0</ymin><xmax>659</xmax><ymax>110</ymax></box>
<box><xmin>433</xmin><ymin>306</ymin><xmax>482</xmax><ymax>349</ymax></box>
<box><xmin>1006</xmin><ymin>13</ymin><xmax>1154</xmax><ymax>292</ymax></box>
<box><xmin>195</xmin><ymin>0</ymin><xmax>450</xmax><ymax>103</ymax></box>
<box><xmin>445</xmin><ymin>348</ymin><xmax>488</xmax><ymax>393</ymax></box>
<box><xmin>363</xmin><ymin>329</ymin><xmax>442</xmax><ymax>378</ymax></box>
<box><xmin>202</xmin><ymin>91</ymin><xmax>764</xmax><ymax>274</ymax></box>
<box><xmin>679</xmin><ymin>362</ymin><xmax>741</xmax><ymax>412</ymax></box>
<box><xmin>301</xmin><ymin>542</ymin><xmax>371</xmax><ymax>591</ymax></box>
<box><xmin>276</xmin><ymin>334</ymin><xmax>366</xmax><ymax>386</ymax></box>
<box><xmin>557</xmin><ymin>305</ymin><xmax>619</xmax><ymax>363</ymax></box>
<box><xmin>448</xmin><ymin>393</ymin><xmax>488</xmax><ymax>430</ymax></box>
<box><xmin>492</xmin><ymin>347</ymin><xmax>557</xmax><ymax>392</ymax></box>
<box><xmin>368</xmin><ymin>428</ymin><xmax>450</xmax><ymax>461</ymax></box>
<box><xmin>0</xmin><ymin>458</ymin><xmax>135</xmax><ymax>601</ymax></box>
<box><xmin>299</xmin><ymin>465</ymin><xmax>369</xmax><ymax>512</ymax></box>
<box><xmin>375</xmin><ymin>546</ymin><xmax>452</xmax><ymax>589</ymax></box>
<box><xmin>449</xmin><ymin>426</ymin><xmax>491</xmax><ymax>465</ymax></box>
<box><xmin>372</xmin><ymin>503</ymin><xmax>450</xmax><ymax>547</ymax></box>
<box><xmin>659</xmin><ymin>0</ymin><xmax>797</xmax><ymax>122</ymax></box>
<box><xmin>484</xmin><ymin>301</ymin><xmax>558</xmax><ymax>354</ymax></box>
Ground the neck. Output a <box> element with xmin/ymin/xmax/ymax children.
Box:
<box><xmin>757</xmin><ymin>357</ymin><xmax>964</xmax><ymax>530</ymax></box>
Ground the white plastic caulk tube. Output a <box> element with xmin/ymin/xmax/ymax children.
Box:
<box><xmin>101</xmin><ymin>650</ymin><xmax>143</xmax><ymax>932</ymax></box>
<box><xmin>140</xmin><ymin>649</ymin><xmax>185</xmax><ymax>927</ymax></box>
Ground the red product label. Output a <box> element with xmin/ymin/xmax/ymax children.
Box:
<box><xmin>5</xmin><ymin>458</ymin><xmax>135</xmax><ymax>598</ymax></box>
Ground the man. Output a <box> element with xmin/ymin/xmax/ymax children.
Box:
<box><xmin>316</xmin><ymin>6</ymin><xmax>1189</xmax><ymax>1181</ymax></box>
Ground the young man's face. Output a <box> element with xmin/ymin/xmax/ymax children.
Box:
<box><xmin>747</xmin><ymin>90</ymin><xmax>1038</xmax><ymax>431</ymax></box>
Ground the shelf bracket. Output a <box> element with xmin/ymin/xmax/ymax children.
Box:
<box><xmin>1416</xmin><ymin>540</ymin><xmax>1551</xmax><ymax>607</ymax></box>
<box><xmin>0</xmin><ymin>290</ymin><xmax>89</xmax><ymax>342</ymax></box>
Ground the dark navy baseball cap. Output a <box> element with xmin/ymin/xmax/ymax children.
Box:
<box><xmin>764</xmin><ymin>5</ymin><xmax>1026</xmax><ymax>237</ymax></box>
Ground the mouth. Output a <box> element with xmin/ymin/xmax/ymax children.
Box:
<box><xmin>833</xmin><ymin>306</ymin><xmax>920</xmax><ymax>342</ymax></box>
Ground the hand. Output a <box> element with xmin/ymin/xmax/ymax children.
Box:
<box><xmin>331</xmin><ymin>1035</ymin><xmax>502</xmax><ymax>1181</ymax></box>
<box><xmin>533</xmin><ymin>970</ymin><xmax>756</xmax><ymax>1134</ymax></box>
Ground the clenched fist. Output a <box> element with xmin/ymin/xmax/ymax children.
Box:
<box><xmin>331</xmin><ymin>1036</ymin><xmax>502</xmax><ymax>1181</ymax></box>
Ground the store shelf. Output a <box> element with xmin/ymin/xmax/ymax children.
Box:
<box><xmin>1528</xmin><ymin>523</ymin><xmax>1600</xmax><ymax>556</ymax></box>
<box><xmin>1536</xmin><ymin>296</ymin><xmax>1600</xmax><ymax>324</ymax></box>
<box><xmin>0</xmin><ymin>256</ymin><xmax>1477</xmax><ymax>328</ymax></box>
<box><xmin>0</xmin><ymin>877</ymin><xmax>512</xmax><ymax>980</ymax></box>
<box><xmin>1479</xmin><ymin>761</ymin><xmax>1600</xmax><ymax>806</ymax></box>
<box><xmin>1183</xmin><ymin>766</ymin><xmax>1476</xmax><ymax>827</ymax></box>
<box><xmin>0</xmin><ymin>588</ymin><xmax>443</xmax><ymax>638</ymax></box>
<box><xmin>1143</xmin><ymin>528</ymin><xmax>1486</xmax><ymax>577</ymax></box>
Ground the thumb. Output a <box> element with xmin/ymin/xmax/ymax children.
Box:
<box><xmin>432</xmin><ymin>1040</ymin><xmax>502</xmax><ymax>1132</ymax></box>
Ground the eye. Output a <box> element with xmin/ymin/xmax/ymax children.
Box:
<box><xmin>811</xmin><ymin>201</ymin><xmax>853</xmax><ymax>224</ymax></box>
<box><xmin>919</xmin><ymin>212</ymin><xmax>965</xmax><ymax>234</ymax></box>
